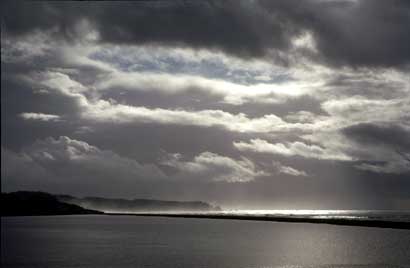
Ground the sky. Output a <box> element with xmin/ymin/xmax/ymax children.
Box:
<box><xmin>1</xmin><ymin>0</ymin><xmax>410</xmax><ymax>209</ymax></box>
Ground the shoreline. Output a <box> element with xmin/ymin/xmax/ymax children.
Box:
<box><xmin>104</xmin><ymin>212</ymin><xmax>410</xmax><ymax>230</ymax></box>
<box><xmin>3</xmin><ymin>212</ymin><xmax>409</xmax><ymax>230</ymax></box>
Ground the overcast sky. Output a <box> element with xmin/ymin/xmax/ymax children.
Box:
<box><xmin>1</xmin><ymin>0</ymin><xmax>409</xmax><ymax>209</ymax></box>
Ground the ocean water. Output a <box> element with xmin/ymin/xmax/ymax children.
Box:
<box><xmin>2</xmin><ymin>214</ymin><xmax>410</xmax><ymax>268</ymax></box>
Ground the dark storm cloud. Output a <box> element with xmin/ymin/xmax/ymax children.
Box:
<box><xmin>1</xmin><ymin>0</ymin><xmax>295</xmax><ymax>59</ymax></box>
<box><xmin>342</xmin><ymin>123</ymin><xmax>410</xmax><ymax>151</ymax></box>
<box><xmin>3</xmin><ymin>0</ymin><xmax>410</xmax><ymax>67</ymax></box>
<box><xmin>324</xmin><ymin>72</ymin><xmax>408</xmax><ymax>100</ymax></box>
<box><xmin>341</xmin><ymin>123</ymin><xmax>410</xmax><ymax>175</ymax></box>
<box><xmin>1</xmin><ymin>137</ymin><xmax>167</xmax><ymax>198</ymax></box>
<box><xmin>294</xmin><ymin>0</ymin><xmax>410</xmax><ymax>67</ymax></box>
<box><xmin>77</xmin><ymin>123</ymin><xmax>244</xmax><ymax>164</ymax></box>
<box><xmin>1</xmin><ymin>67</ymin><xmax>89</xmax><ymax>150</ymax></box>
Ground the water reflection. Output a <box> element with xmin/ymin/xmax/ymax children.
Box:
<box><xmin>2</xmin><ymin>215</ymin><xmax>410</xmax><ymax>268</ymax></box>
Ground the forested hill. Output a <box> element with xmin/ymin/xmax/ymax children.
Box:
<box><xmin>2</xmin><ymin>191</ymin><xmax>102</xmax><ymax>216</ymax></box>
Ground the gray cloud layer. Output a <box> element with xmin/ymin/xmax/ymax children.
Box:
<box><xmin>3</xmin><ymin>0</ymin><xmax>410</xmax><ymax>68</ymax></box>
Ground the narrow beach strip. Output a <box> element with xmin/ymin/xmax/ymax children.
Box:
<box><xmin>104</xmin><ymin>212</ymin><xmax>410</xmax><ymax>230</ymax></box>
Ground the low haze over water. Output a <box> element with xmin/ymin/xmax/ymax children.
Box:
<box><xmin>2</xmin><ymin>215</ymin><xmax>410</xmax><ymax>268</ymax></box>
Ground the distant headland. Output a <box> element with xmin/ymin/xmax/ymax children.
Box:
<box><xmin>1</xmin><ymin>191</ymin><xmax>102</xmax><ymax>216</ymax></box>
<box><xmin>58</xmin><ymin>194</ymin><xmax>221</xmax><ymax>213</ymax></box>
<box><xmin>1</xmin><ymin>191</ymin><xmax>220</xmax><ymax>216</ymax></box>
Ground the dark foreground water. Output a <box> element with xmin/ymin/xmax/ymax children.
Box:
<box><xmin>2</xmin><ymin>215</ymin><xmax>410</xmax><ymax>268</ymax></box>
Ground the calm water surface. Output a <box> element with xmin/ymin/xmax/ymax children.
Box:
<box><xmin>2</xmin><ymin>215</ymin><xmax>410</xmax><ymax>268</ymax></box>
